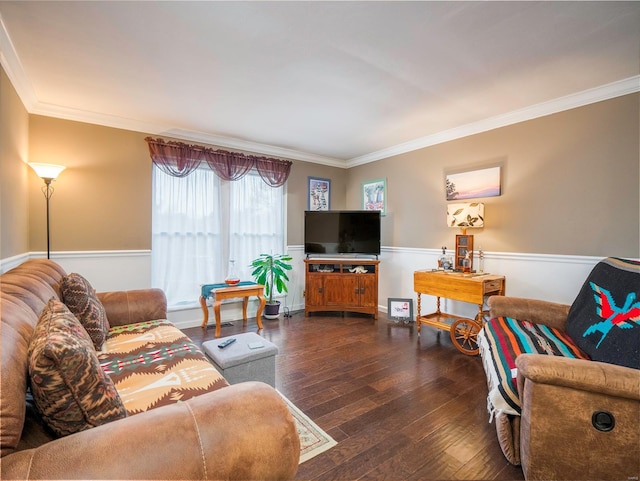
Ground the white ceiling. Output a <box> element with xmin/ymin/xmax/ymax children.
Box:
<box><xmin>1</xmin><ymin>1</ymin><xmax>639</xmax><ymax>167</ymax></box>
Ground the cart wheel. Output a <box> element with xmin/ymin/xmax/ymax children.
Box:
<box><xmin>450</xmin><ymin>318</ymin><xmax>482</xmax><ymax>355</ymax></box>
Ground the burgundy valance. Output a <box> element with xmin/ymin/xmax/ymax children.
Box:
<box><xmin>145</xmin><ymin>137</ymin><xmax>292</xmax><ymax>187</ymax></box>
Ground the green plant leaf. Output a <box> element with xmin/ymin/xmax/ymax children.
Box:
<box><xmin>248</xmin><ymin>252</ymin><xmax>292</xmax><ymax>303</ymax></box>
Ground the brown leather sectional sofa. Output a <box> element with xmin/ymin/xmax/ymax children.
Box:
<box><xmin>1</xmin><ymin>259</ymin><xmax>299</xmax><ymax>480</ymax></box>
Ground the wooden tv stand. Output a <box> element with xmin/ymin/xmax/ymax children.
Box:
<box><xmin>304</xmin><ymin>258</ymin><xmax>379</xmax><ymax>319</ymax></box>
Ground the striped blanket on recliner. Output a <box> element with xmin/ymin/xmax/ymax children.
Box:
<box><xmin>478</xmin><ymin>316</ymin><xmax>589</xmax><ymax>415</ymax></box>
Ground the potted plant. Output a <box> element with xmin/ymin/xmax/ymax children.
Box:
<box><xmin>250</xmin><ymin>253</ymin><xmax>293</xmax><ymax>319</ymax></box>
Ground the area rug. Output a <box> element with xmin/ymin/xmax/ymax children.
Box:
<box><xmin>278</xmin><ymin>392</ymin><xmax>337</xmax><ymax>463</ymax></box>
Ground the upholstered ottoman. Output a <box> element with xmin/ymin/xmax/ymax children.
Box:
<box><xmin>202</xmin><ymin>332</ymin><xmax>278</xmax><ymax>387</ymax></box>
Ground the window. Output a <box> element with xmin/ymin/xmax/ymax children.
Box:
<box><xmin>152</xmin><ymin>165</ymin><xmax>285</xmax><ymax>307</ymax></box>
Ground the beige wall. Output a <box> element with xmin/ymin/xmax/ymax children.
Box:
<box><xmin>348</xmin><ymin>93</ymin><xmax>640</xmax><ymax>258</ymax></box>
<box><xmin>26</xmin><ymin>114</ymin><xmax>347</xmax><ymax>252</ymax></box>
<box><xmin>0</xmin><ymin>67</ymin><xmax>30</xmax><ymax>259</ymax></box>
<box><xmin>28</xmin><ymin>117</ymin><xmax>153</xmax><ymax>251</ymax></box>
<box><xmin>285</xmin><ymin>161</ymin><xmax>347</xmax><ymax>245</ymax></box>
<box><xmin>2</xmin><ymin>61</ymin><xmax>638</xmax><ymax>260</ymax></box>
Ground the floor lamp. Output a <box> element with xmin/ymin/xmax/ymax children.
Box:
<box><xmin>28</xmin><ymin>163</ymin><xmax>66</xmax><ymax>259</ymax></box>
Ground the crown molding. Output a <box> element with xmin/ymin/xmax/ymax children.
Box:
<box><xmin>26</xmin><ymin>102</ymin><xmax>345</xmax><ymax>166</ymax></box>
<box><xmin>346</xmin><ymin>76</ymin><xmax>640</xmax><ymax>167</ymax></box>
<box><xmin>2</xmin><ymin>14</ymin><xmax>637</xmax><ymax>169</ymax></box>
<box><xmin>30</xmin><ymin>101</ymin><xmax>173</xmax><ymax>135</ymax></box>
<box><xmin>0</xmin><ymin>13</ymin><xmax>345</xmax><ymax>167</ymax></box>
<box><xmin>159</xmin><ymin>128</ymin><xmax>346</xmax><ymax>167</ymax></box>
<box><xmin>0</xmin><ymin>13</ymin><xmax>37</xmax><ymax>109</ymax></box>
<box><xmin>22</xmin><ymin>75</ymin><xmax>640</xmax><ymax>169</ymax></box>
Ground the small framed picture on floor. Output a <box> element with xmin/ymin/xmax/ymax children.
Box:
<box><xmin>387</xmin><ymin>298</ymin><xmax>414</xmax><ymax>324</ymax></box>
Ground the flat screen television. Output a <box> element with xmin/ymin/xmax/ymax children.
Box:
<box><xmin>304</xmin><ymin>210</ymin><xmax>381</xmax><ymax>256</ymax></box>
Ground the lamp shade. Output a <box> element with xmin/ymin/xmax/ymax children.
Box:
<box><xmin>447</xmin><ymin>202</ymin><xmax>484</xmax><ymax>228</ymax></box>
<box><xmin>29</xmin><ymin>163</ymin><xmax>66</xmax><ymax>180</ymax></box>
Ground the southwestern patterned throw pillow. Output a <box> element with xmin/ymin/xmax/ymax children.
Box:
<box><xmin>61</xmin><ymin>272</ymin><xmax>109</xmax><ymax>350</ymax></box>
<box><xmin>566</xmin><ymin>257</ymin><xmax>640</xmax><ymax>369</ymax></box>
<box><xmin>28</xmin><ymin>299</ymin><xmax>127</xmax><ymax>437</ymax></box>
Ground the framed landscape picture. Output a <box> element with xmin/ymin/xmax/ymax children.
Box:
<box><xmin>362</xmin><ymin>178</ymin><xmax>386</xmax><ymax>215</ymax></box>
<box><xmin>308</xmin><ymin>177</ymin><xmax>331</xmax><ymax>211</ymax></box>
<box><xmin>446</xmin><ymin>166</ymin><xmax>501</xmax><ymax>200</ymax></box>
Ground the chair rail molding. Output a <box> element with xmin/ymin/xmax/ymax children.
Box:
<box><xmin>287</xmin><ymin>245</ymin><xmax>603</xmax><ymax>322</ymax></box>
<box><xmin>2</xmin><ymin>247</ymin><xmax>607</xmax><ymax>329</ymax></box>
<box><xmin>1</xmin><ymin>250</ymin><xmax>151</xmax><ymax>292</ymax></box>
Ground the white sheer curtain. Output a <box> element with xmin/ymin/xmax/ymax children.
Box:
<box><xmin>152</xmin><ymin>166</ymin><xmax>285</xmax><ymax>307</ymax></box>
<box><xmin>229</xmin><ymin>173</ymin><xmax>285</xmax><ymax>281</ymax></box>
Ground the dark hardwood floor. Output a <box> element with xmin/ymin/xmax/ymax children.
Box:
<box><xmin>183</xmin><ymin>310</ymin><xmax>524</xmax><ymax>481</ymax></box>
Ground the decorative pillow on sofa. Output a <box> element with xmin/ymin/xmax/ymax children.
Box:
<box><xmin>27</xmin><ymin>298</ymin><xmax>127</xmax><ymax>437</ymax></box>
<box><xmin>61</xmin><ymin>272</ymin><xmax>109</xmax><ymax>350</ymax></box>
<box><xmin>566</xmin><ymin>257</ymin><xmax>640</xmax><ymax>369</ymax></box>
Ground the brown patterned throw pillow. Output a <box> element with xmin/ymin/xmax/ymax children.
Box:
<box><xmin>61</xmin><ymin>272</ymin><xmax>109</xmax><ymax>350</ymax></box>
<box><xmin>28</xmin><ymin>299</ymin><xmax>127</xmax><ymax>437</ymax></box>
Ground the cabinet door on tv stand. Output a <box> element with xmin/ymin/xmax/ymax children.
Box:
<box><xmin>306</xmin><ymin>275</ymin><xmax>324</xmax><ymax>307</ymax></box>
<box><xmin>324</xmin><ymin>275</ymin><xmax>359</xmax><ymax>306</ymax></box>
<box><xmin>359</xmin><ymin>276</ymin><xmax>378</xmax><ymax>308</ymax></box>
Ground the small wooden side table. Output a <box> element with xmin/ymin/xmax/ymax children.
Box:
<box><xmin>200</xmin><ymin>282</ymin><xmax>266</xmax><ymax>338</ymax></box>
<box><xmin>413</xmin><ymin>270</ymin><xmax>506</xmax><ymax>355</ymax></box>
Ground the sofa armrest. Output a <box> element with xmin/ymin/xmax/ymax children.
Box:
<box><xmin>97</xmin><ymin>288</ymin><xmax>167</xmax><ymax>327</ymax></box>
<box><xmin>488</xmin><ymin>296</ymin><xmax>570</xmax><ymax>331</ymax></box>
<box><xmin>516</xmin><ymin>354</ymin><xmax>640</xmax><ymax>400</ymax></box>
<box><xmin>1</xmin><ymin>382</ymin><xmax>300</xmax><ymax>480</ymax></box>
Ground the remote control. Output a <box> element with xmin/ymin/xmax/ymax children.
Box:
<box><xmin>218</xmin><ymin>338</ymin><xmax>236</xmax><ymax>349</ymax></box>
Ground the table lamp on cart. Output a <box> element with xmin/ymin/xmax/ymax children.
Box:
<box><xmin>446</xmin><ymin>202</ymin><xmax>484</xmax><ymax>272</ymax></box>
